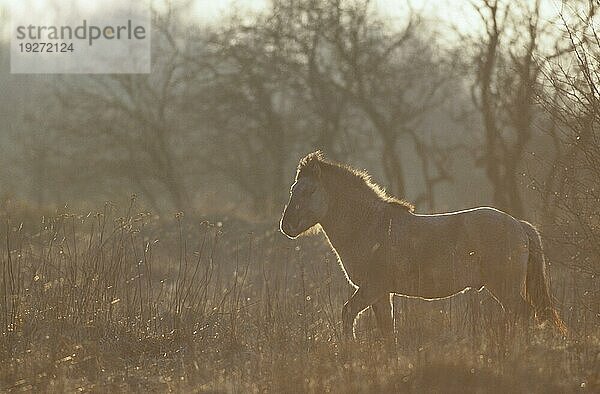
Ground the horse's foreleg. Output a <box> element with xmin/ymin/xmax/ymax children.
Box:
<box><xmin>372</xmin><ymin>294</ymin><xmax>394</xmax><ymax>342</ymax></box>
<box><xmin>342</xmin><ymin>287</ymin><xmax>382</xmax><ymax>340</ymax></box>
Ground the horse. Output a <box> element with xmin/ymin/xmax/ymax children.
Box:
<box><xmin>280</xmin><ymin>151</ymin><xmax>566</xmax><ymax>340</ymax></box>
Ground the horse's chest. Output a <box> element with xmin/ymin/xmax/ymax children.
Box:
<box><xmin>333</xmin><ymin>242</ymin><xmax>377</xmax><ymax>286</ymax></box>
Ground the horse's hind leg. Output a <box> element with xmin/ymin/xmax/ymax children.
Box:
<box><xmin>372</xmin><ymin>294</ymin><xmax>394</xmax><ymax>341</ymax></box>
<box><xmin>488</xmin><ymin>286</ymin><xmax>532</xmax><ymax>328</ymax></box>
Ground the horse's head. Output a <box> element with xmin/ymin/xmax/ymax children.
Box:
<box><xmin>280</xmin><ymin>153</ymin><xmax>329</xmax><ymax>238</ymax></box>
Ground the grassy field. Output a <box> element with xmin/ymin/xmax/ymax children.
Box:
<box><xmin>0</xmin><ymin>202</ymin><xmax>598</xmax><ymax>392</ymax></box>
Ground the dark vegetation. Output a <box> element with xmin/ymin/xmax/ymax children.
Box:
<box><xmin>0</xmin><ymin>201</ymin><xmax>598</xmax><ymax>392</ymax></box>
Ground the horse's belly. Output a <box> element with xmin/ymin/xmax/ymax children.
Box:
<box><xmin>393</xmin><ymin>278</ymin><xmax>472</xmax><ymax>299</ymax></box>
<box><xmin>392</xmin><ymin>255</ymin><xmax>480</xmax><ymax>299</ymax></box>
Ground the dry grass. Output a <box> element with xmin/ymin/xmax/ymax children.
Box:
<box><xmin>0</xmin><ymin>202</ymin><xmax>598</xmax><ymax>392</ymax></box>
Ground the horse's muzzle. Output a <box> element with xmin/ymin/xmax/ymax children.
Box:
<box><xmin>281</xmin><ymin>222</ymin><xmax>297</xmax><ymax>238</ymax></box>
<box><xmin>280</xmin><ymin>217</ymin><xmax>301</xmax><ymax>238</ymax></box>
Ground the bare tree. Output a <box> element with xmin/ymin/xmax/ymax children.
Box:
<box><xmin>188</xmin><ymin>12</ymin><xmax>307</xmax><ymax>215</ymax></box>
<box><xmin>183</xmin><ymin>0</ymin><xmax>459</xmax><ymax>213</ymax></box>
<box><xmin>12</xmin><ymin>0</ymin><xmax>465</xmax><ymax>215</ymax></box>
<box><xmin>48</xmin><ymin>9</ymin><xmax>199</xmax><ymax>211</ymax></box>
<box><xmin>265</xmin><ymin>0</ymin><xmax>354</xmax><ymax>159</ymax></box>
<box><xmin>276</xmin><ymin>0</ymin><xmax>455</xmax><ymax>205</ymax></box>
<box><xmin>533</xmin><ymin>1</ymin><xmax>600</xmax><ymax>322</ymax></box>
<box><xmin>468</xmin><ymin>0</ymin><xmax>549</xmax><ymax>217</ymax></box>
<box><xmin>540</xmin><ymin>1</ymin><xmax>600</xmax><ymax>274</ymax></box>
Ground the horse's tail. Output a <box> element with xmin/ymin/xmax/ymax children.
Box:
<box><xmin>519</xmin><ymin>220</ymin><xmax>567</xmax><ymax>334</ymax></box>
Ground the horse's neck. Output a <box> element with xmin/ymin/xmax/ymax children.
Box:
<box><xmin>320</xmin><ymin>196</ymin><xmax>380</xmax><ymax>248</ymax></box>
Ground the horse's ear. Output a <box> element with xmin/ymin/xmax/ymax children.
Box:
<box><xmin>310</xmin><ymin>159</ymin><xmax>322</xmax><ymax>179</ymax></box>
<box><xmin>299</xmin><ymin>150</ymin><xmax>324</xmax><ymax>179</ymax></box>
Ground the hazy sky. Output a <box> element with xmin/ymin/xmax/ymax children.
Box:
<box><xmin>0</xmin><ymin>0</ymin><xmax>479</xmax><ymax>42</ymax></box>
<box><xmin>0</xmin><ymin>0</ymin><xmax>482</xmax><ymax>29</ymax></box>
<box><xmin>189</xmin><ymin>0</ymin><xmax>482</xmax><ymax>31</ymax></box>
<box><xmin>0</xmin><ymin>0</ymin><xmax>565</xmax><ymax>39</ymax></box>
<box><xmin>187</xmin><ymin>0</ymin><xmax>564</xmax><ymax>32</ymax></box>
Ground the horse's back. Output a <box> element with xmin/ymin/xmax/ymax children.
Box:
<box><xmin>437</xmin><ymin>206</ymin><xmax>528</xmax><ymax>256</ymax></box>
<box><xmin>412</xmin><ymin>206</ymin><xmax>525</xmax><ymax>241</ymax></box>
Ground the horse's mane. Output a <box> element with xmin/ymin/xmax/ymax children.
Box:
<box><xmin>297</xmin><ymin>151</ymin><xmax>415</xmax><ymax>212</ymax></box>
